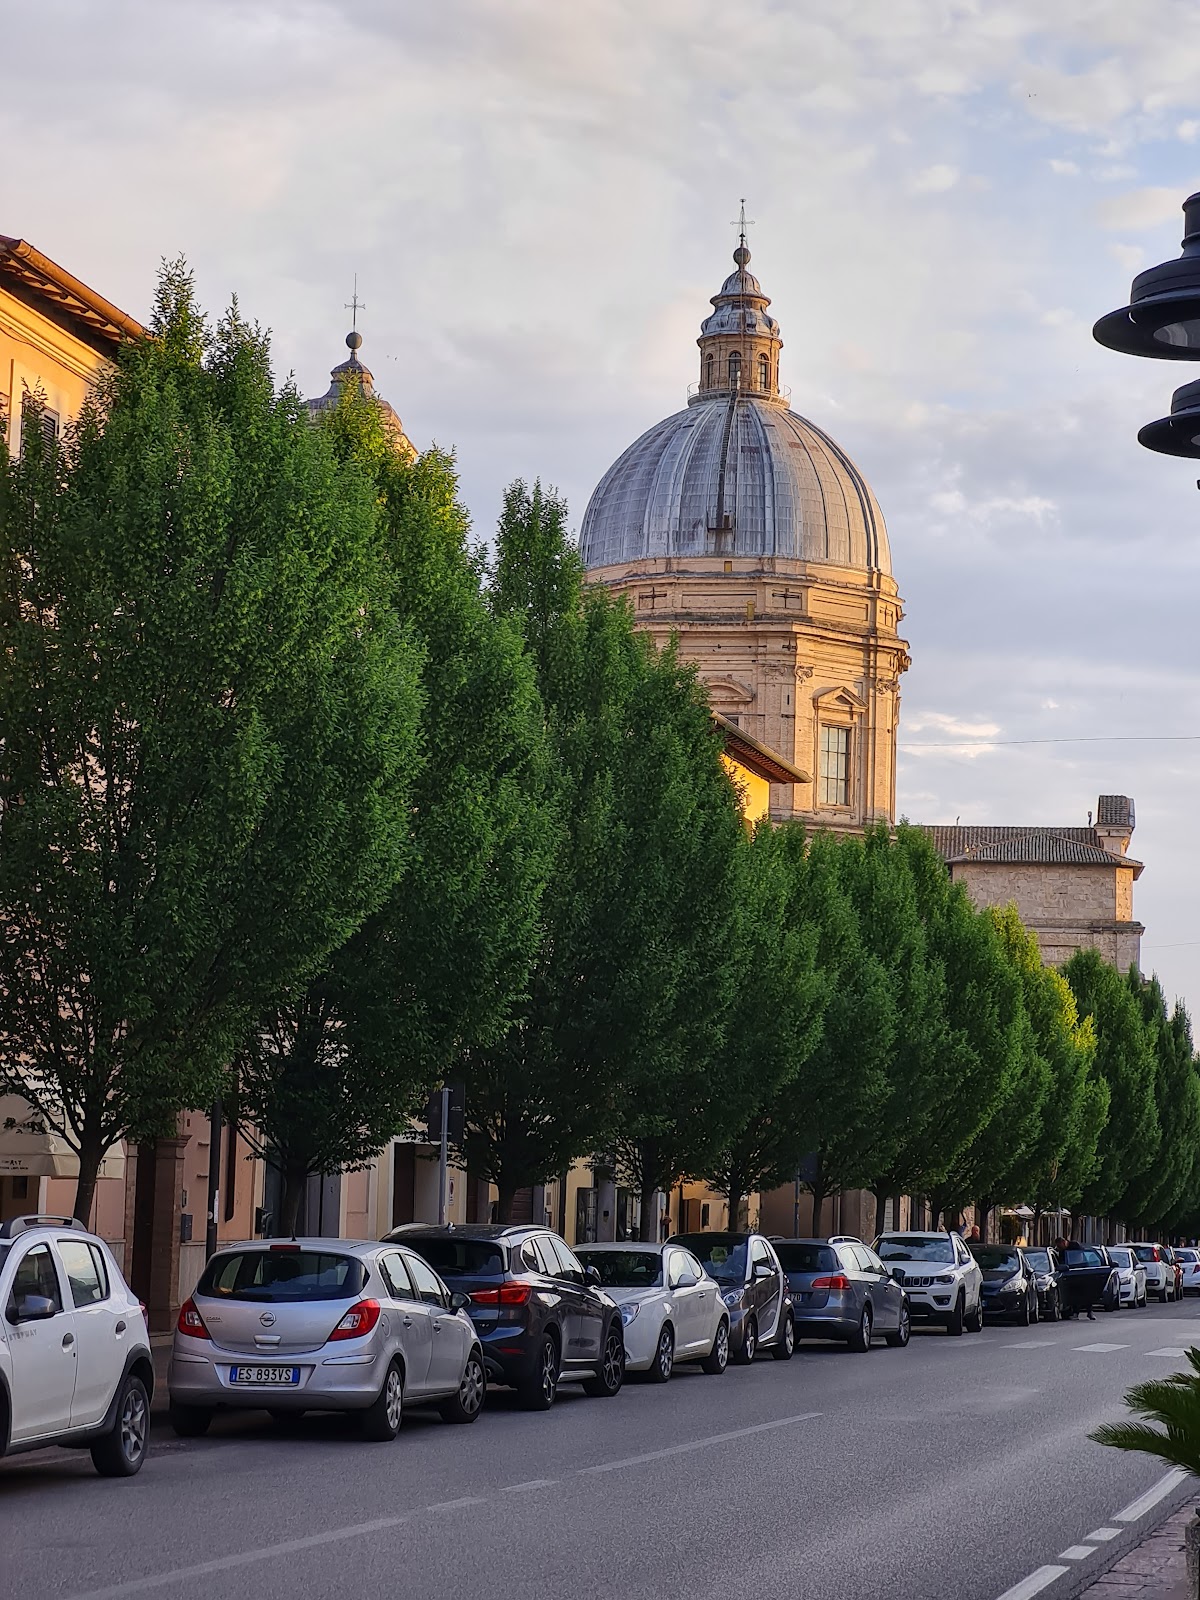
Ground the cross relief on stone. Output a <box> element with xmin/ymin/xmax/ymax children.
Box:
<box><xmin>771</xmin><ymin>588</ymin><xmax>805</xmax><ymax>610</ymax></box>
<box><xmin>639</xmin><ymin>586</ymin><xmax>669</xmax><ymax>610</ymax></box>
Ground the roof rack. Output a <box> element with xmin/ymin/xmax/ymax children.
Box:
<box><xmin>0</xmin><ymin>1214</ymin><xmax>88</xmax><ymax>1240</ymax></box>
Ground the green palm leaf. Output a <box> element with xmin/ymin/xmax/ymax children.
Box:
<box><xmin>1091</xmin><ymin>1347</ymin><xmax>1200</xmax><ymax>1476</ymax></box>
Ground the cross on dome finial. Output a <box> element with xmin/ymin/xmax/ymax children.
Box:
<box><xmin>344</xmin><ymin>274</ymin><xmax>366</xmax><ymax>351</ymax></box>
<box><xmin>731</xmin><ymin>198</ymin><xmax>754</xmax><ymax>266</ymax></box>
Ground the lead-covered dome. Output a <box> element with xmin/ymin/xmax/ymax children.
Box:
<box><xmin>580</xmin><ymin>240</ymin><xmax>890</xmax><ymax>575</ymax></box>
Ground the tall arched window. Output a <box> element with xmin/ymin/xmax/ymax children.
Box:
<box><xmin>705</xmin><ymin>354</ymin><xmax>714</xmax><ymax>388</ymax></box>
<box><xmin>758</xmin><ymin>353</ymin><xmax>770</xmax><ymax>391</ymax></box>
<box><xmin>728</xmin><ymin>352</ymin><xmax>742</xmax><ymax>388</ymax></box>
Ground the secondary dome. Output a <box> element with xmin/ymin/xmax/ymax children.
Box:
<box><xmin>579</xmin><ymin>241</ymin><xmax>890</xmax><ymax>575</ymax></box>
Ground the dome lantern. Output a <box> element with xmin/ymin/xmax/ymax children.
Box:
<box><xmin>696</xmin><ymin>234</ymin><xmax>784</xmax><ymax>401</ymax></box>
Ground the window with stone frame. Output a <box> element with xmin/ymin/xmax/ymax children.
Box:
<box><xmin>818</xmin><ymin>724</ymin><xmax>851</xmax><ymax>806</ymax></box>
<box><xmin>758</xmin><ymin>353</ymin><xmax>770</xmax><ymax>390</ymax></box>
<box><xmin>727</xmin><ymin>351</ymin><xmax>742</xmax><ymax>387</ymax></box>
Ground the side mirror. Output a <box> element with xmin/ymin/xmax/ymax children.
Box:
<box><xmin>10</xmin><ymin>1294</ymin><xmax>56</xmax><ymax>1324</ymax></box>
<box><xmin>448</xmin><ymin>1291</ymin><xmax>471</xmax><ymax>1314</ymax></box>
<box><xmin>585</xmin><ymin>1265</ymin><xmax>602</xmax><ymax>1287</ymax></box>
<box><xmin>753</xmin><ymin>1261</ymin><xmax>774</xmax><ymax>1280</ymax></box>
<box><xmin>890</xmin><ymin>1267</ymin><xmax>905</xmax><ymax>1283</ymax></box>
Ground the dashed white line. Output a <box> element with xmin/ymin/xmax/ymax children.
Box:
<box><xmin>1146</xmin><ymin>1347</ymin><xmax>1188</xmax><ymax>1357</ymax></box>
<box><xmin>580</xmin><ymin>1411</ymin><xmax>821</xmax><ymax>1474</ymax></box>
<box><xmin>1114</xmin><ymin>1467</ymin><xmax>1189</xmax><ymax>1522</ymax></box>
<box><xmin>503</xmin><ymin>1479</ymin><xmax>559</xmax><ymax>1493</ymax></box>
<box><xmin>1085</xmin><ymin>1527</ymin><xmax>1120</xmax><ymax>1542</ymax></box>
<box><xmin>1073</xmin><ymin>1342</ymin><xmax>1128</xmax><ymax>1353</ymax></box>
<box><xmin>995</xmin><ymin>1564</ymin><xmax>1069</xmax><ymax>1600</ymax></box>
<box><xmin>1058</xmin><ymin>1545</ymin><xmax>1096</xmax><ymax>1561</ymax></box>
<box><xmin>1006</xmin><ymin>1339</ymin><xmax>1055</xmax><ymax>1349</ymax></box>
<box><xmin>427</xmin><ymin>1496</ymin><xmax>486</xmax><ymax>1512</ymax></box>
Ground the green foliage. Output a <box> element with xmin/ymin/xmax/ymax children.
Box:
<box><xmin>1119</xmin><ymin>975</ymin><xmax>1200</xmax><ymax>1232</ymax></box>
<box><xmin>1092</xmin><ymin>1345</ymin><xmax>1200</xmax><ymax>1476</ymax></box>
<box><xmin>0</xmin><ymin>262</ymin><xmax>424</xmax><ymax>1219</ymax></box>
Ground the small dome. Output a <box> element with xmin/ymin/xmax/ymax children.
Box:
<box><xmin>305</xmin><ymin>328</ymin><xmax>415</xmax><ymax>458</ymax></box>
<box><xmin>580</xmin><ymin>396</ymin><xmax>890</xmax><ymax>573</ymax></box>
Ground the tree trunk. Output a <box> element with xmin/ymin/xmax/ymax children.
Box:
<box><xmin>727</xmin><ymin>1164</ymin><xmax>744</xmax><ymax>1237</ymax></box>
<box><xmin>495</xmin><ymin>1179</ymin><xmax>519</xmax><ymax>1225</ymax></box>
<box><xmin>280</xmin><ymin>1164</ymin><xmax>308</xmax><ymax>1236</ymax></box>
<box><xmin>72</xmin><ymin>1137</ymin><xmax>103</xmax><ymax>1225</ymax></box>
<box><xmin>977</xmin><ymin>1197</ymin><xmax>992</xmax><ymax>1243</ymax></box>
<box><xmin>639</xmin><ymin>1180</ymin><xmax>657</xmax><ymax>1242</ymax></box>
<box><xmin>811</xmin><ymin>1186</ymin><xmax>827</xmax><ymax>1238</ymax></box>
<box><xmin>871</xmin><ymin>1184</ymin><xmax>888</xmax><ymax>1240</ymax></box>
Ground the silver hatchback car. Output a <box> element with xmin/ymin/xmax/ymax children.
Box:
<box><xmin>168</xmin><ymin>1239</ymin><xmax>485</xmax><ymax>1442</ymax></box>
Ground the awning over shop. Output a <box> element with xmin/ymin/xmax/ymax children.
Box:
<box><xmin>0</xmin><ymin>1096</ymin><xmax>125</xmax><ymax>1180</ymax></box>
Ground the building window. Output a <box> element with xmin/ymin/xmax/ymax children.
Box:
<box><xmin>819</xmin><ymin>725</ymin><xmax>851</xmax><ymax>806</ymax></box>
<box><xmin>21</xmin><ymin>404</ymin><xmax>59</xmax><ymax>456</ymax></box>
<box><xmin>758</xmin><ymin>353</ymin><xmax>770</xmax><ymax>390</ymax></box>
<box><xmin>727</xmin><ymin>351</ymin><xmax>742</xmax><ymax>387</ymax></box>
<box><xmin>705</xmin><ymin>353</ymin><xmax>714</xmax><ymax>387</ymax></box>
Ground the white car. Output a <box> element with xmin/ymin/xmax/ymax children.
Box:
<box><xmin>0</xmin><ymin>1214</ymin><xmax>153</xmax><ymax>1475</ymax></box>
<box><xmin>1175</xmin><ymin>1247</ymin><xmax>1200</xmax><ymax>1295</ymax></box>
<box><xmin>1132</xmin><ymin>1243</ymin><xmax>1177</xmax><ymax>1302</ymax></box>
<box><xmin>1106</xmin><ymin>1246</ymin><xmax>1148</xmax><ymax>1307</ymax></box>
<box><xmin>575</xmin><ymin>1242</ymin><xmax>730</xmax><ymax>1380</ymax></box>
<box><xmin>874</xmin><ymin>1231</ymin><xmax>984</xmax><ymax>1335</ymax></box>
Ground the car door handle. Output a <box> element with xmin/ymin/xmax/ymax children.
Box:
<box><xmin>62</xmin><ymin>1333</ymin><xmax>74</xmax><ymax>1349</ymax></box>
<box><xmin>402</xmin><ymin>1316</ymin><xmax>413</xmax><ymax>1328</ymax></box>
<box><xmin>433</xmin><ymin>1320</ymin><xmax>443</xmax><ymax>1333</ymax></box>
<box><xmin>115</xmin><ymin>1320</ymin><xmax>127</xmax><ymax>1335</ymax></box>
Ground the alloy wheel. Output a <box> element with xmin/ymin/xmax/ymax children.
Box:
<box><xmin>715</xmin><ymin>1323</ymin><xmax>729</xmax><ymax>1368</ymax></box>
<box><xmin>541</xmin><ymin>1338</ymin><xmax>559</xmax><ymax>1405</ymax></box>
<box><xmin>384</xmin><ymin>1367</ymin><xmax>403</xmax><ymax>1433</ymax></box>
<box><xmin>744</xmin><ymin>1320</ymin><xmax>757</xmax><ymax>1361</ymax></box>
<box><xmin>656</xmin><ymin>1326</ymin><xmax>674</xmax><ymax>1380</ymax></box>
<box><xmin>121</xmin><ymin>1385</ymin><xmax>148</xmax><ymax>1465</ymax></box>
<box><xmin>602</xmin><ymin>1331</ymin><xmax>624</xmax><ymax>1392</ymax></box>
<box><xmin>460</xmin><ymin>1356</ymin><xmax>485</xmax><ymax>1417</ymax></box>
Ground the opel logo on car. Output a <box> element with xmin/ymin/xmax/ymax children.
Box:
<box><xmin>259</xmin><ymin>1311</ymin><xmax>276</xmax><ymax>1327</ymax></box>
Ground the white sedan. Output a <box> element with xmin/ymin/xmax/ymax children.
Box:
<box><xmin>1106</xmin><ymin>1245</ymin><xmax>1148</xmax><ymax>1307</ymax></box>
<box><xmin>575</xmin><ymin>1243</ymin><xmax>729</xmax><ymax>1381</ymax></box>
<box><xmin>1175</xmin><ymin>1247</ymin><xmax>1200</xmax><ymax>1295</ymax></box>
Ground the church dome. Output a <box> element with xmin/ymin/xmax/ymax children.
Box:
<box><xmin>579</xmin><ymin>241</ymin><xmax>890</xmax><ymax>575</ymax></box>
<box><xmin>306</xmin><ymin>328</ymin><xmax>415</xmax><ymax>458</ymax></box>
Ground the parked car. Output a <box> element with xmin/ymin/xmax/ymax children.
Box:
<box><xmin>1174</xmin><ymin>1247</ymin><xmax>1200</xmax><ymax>1295</ymax></box>
<box><xmin>775</xmin><ymin>1237</ymin><xmax>910</xmax><ymax>1351</ymax></box>
<box><xmin>169</xmin><ymin>1238</ymin><xmax>486</xmax><ymax>1440</ymax></box>
<box><xmin>387</xmin><ymin>1225</ymin><xmax>624</xmax><ymax>1410</ymax></box>
<box><xmin>1106</xmin><ymin>1246</ymin><xmax>1148</xmax><ymax>1308</ymax></box>
<box><xmin>1163</xmin><ymin>1246</ymin><xmax>1185</xmax><ymax>1300</ymax></box>
<box><xmin>1058</xmin><ymin>1244</ymin><xmax>1120</xmax><ymax>1317</ymax></box>
<box><xmin>970</xmin><ymin>1243</ymin><xmax>1040</xmax><ymax>1324</ymax></box>
<box><xmin>0</xmin><ymin>1214</ymin><xmax>153</xmax><ymax>1476</ymax></box>
<box><xmin>575</xmin><ymin>1243</ymin><xmax>729</xmax><ymax>1379</ymax></box>
<box><xmin>1132</xmin><ymin>1243</ymin><xmax>1177</xmax><ymax>1302</ymax></box>
<box><xmin>1019</xmin><ymin>1246</ymin><xmax>1064</xmax><ymax>1320</ymax></box>
<box><xmin>669</xmin><ymin>1232</ymin><xmax>795</xmax><ymax>1363</ymax></box>
<box><xmin>874</xmin><ymin>1231</ymin><xmax>984</xmax><ymax>1335</ymax></box>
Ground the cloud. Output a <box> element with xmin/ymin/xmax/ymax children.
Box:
<box><xmin>1049</xmin><ymin>158</ymin><xmax>1080</xmax><ymax>176</ymax></box>
<box><xmin>908</xmin><ymin>163</ymin><xmax>961</xmax><ymax>194</ymax></box>
<box><xmin>1179</xmin><ymin>119</ymin><xmax>1200</xmax><ymax>142</ymax></box>
<box><xmin>1107</xmin><ymin>242</ymin><xmax>1144</xmax><ymax>272</ymax></box>
<box><xmin>1098</xmin><ymin>186</ymin><xmax>1186</xmax><ymax>231</ymax></box>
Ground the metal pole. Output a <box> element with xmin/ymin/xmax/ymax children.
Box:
<box><xmin>205</xmin><ymin>1098</ymin><xmax>222</xmax><ymax>1258</ymax></box>
<box><xmin>437</xmin><ymin>1085</ymin><xmax>450</xmax><ymax>1225</ymax></box>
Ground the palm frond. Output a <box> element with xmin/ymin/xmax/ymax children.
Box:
<box><xmin>1091</xmin><ymin>1348</ymin><xmax>1200</xmax><ymax>1478</ymax></box>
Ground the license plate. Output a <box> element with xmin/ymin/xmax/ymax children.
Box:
<box><xmin>230</xmin><ymin>1365</ymin><xmax>301</xmax><ymax>1386</ymax></box>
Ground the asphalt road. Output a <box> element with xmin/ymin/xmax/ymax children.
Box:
<box><xmin>5</xmin><ymin>1299</ymin><xmax>1200</xmax><ymax>1600</ymax></box>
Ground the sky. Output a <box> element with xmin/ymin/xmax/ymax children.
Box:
<box><xmin>5</xmin><ymin>0</ymin><xmax>1200</xmax><ymax>1010</ymax></box>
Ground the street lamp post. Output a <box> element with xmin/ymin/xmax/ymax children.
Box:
<box><xmin>1094</xmin><ymin>189</ymin><xmax>1200</xmax><ymax>459</ymax></box>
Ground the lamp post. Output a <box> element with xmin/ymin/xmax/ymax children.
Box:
<box><xmin>1094</xmin><ymin>189</ymin><xmax>1200</xmax><ymax>459</ymax></box>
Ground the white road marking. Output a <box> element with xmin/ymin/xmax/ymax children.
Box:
<box><xmin>995</xmin><ymin>1564</ymin><xmax>1069</xmax><ymax>1599</ymax></box>
<box><xmin>1146</xmin><ymin>1347</ymin><xmax>1188</xmax><ymax>1357</ymax></box>
<box><xmin>1073</xmin><ymin>1342</ymin><xmax>1128</xmax><ymax>1353</ymax></box>
<box><xmin>427</xmin><ymin>1496</ymin><xmax>486</xmax><ymax>1511</ymax></box>
<box><xmin>580</xmin><ymin>1410</ymin><xmax>822</xmax><ymax>1474</ymax></box>
<box><xmin>1114</xmin><ymin>1467</ymin><xmax>1189</xmax><ymax>1522</ymax></box>
<box><xmin>1085</xmin><ymin>1528</ymin><xmax>1120</xmax><ymax>1541</ymax></box>
<box><xmin>503</xmin><ymin>1479</ymin><xmax>559</xmax><ymax>1493</ymax></box>
<box><xmin>1058</xmin><ymin>1545</ymin><xmax>1095</xmax><ymax>1560</ymax></box>
<box><xmin>1006</xmin><ymin>1340</ymin><xmax>1055</xmax><ymax>1349</ymax></box>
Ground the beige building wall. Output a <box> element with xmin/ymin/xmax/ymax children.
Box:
<box><xmin>950</xmin><ymin>861</ymin><xmax>1142</xmax><ymax>972</ymax></box>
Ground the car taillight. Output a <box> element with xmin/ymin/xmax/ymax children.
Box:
<box><xmin>329</xmin><ymin>1299</ymin><xmax>381</xmax><ymax>1341</ymax></box>
<box><xmin>471</xmin><ymin>1288</ymin><xmax>500</xmax><ymax>1307</ymax></box>
<box><xmin>177</xmin><ymin>1297</ymin><xmax>211</xmax><ymax>1339</ymax></box>
<box><xmin>499</xmin><ymin>1283</ymin><xmax>533</xmax><ymax>1306</ymax></box>
<box><xmin>1150</xmin><ymin>1248</ymin><xmax>1161</xmax><ymax>1261</ymax></box>
<box><xmin>810</xmin><ymin>1275</ymin><xmax>853</xmax><ymax>1292</ymax></box>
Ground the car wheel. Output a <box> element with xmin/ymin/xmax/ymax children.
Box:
<box><xmin>169</xmin><ymin>1401</ymin><xmax>213</xmax><ymax>1438</ymax></box>
<box><xmin>1046</xmin><ymin>1291</ymin><xmax>1060</xmax><ymax>1323</ymax></box>
<box><xmin>848</xmin><ymin>1304</ymin><xmax>873</xmax><ymax>1353</ymax></box>
<box><xmin>966</xmin><ymin>1297</ymin><xmax>984</xmax><ymax>1333</ymax></box>
<box><xmin>772</xmin><ymin>1310</ymin><xmax>796</xmax><ymax>1361</ymax></box>
<box><xmin>946</xmin><ymin>1293</ymin><xmax>965</xmax><ymax>1337</ymax></box>
<box><xmin>646</xmin><ymin>1323</ymin><xmax>674</xmax><ymax>1384</ymax></box>
<box><xmin>583</xmin><ymin>1324</ymin><xmax>625</xmax><ymax>1398</ymax></box>
<box><xmin>1030</xmin><ymin>1289</ymin><xmax>1039</xmax><ymax>1324</ymax></box>
<box><xmin>439</xmin><ymin>1350</ymin><xmax>486</xmax><ymax>1424</ymax></box>
<box><xmin>733</xmin><ymin>1315</ymin><xmax>758</xmax><ymax>1365</ymax></box>
<box><xmin>1019</xmin><ymin>1292</ymin><xmax>1032</xmax><ymax>1327</ymax></box>
<box><xmin>701</xmin><ymin>1319</ymin><xmax>730</xmax><ymax>1375</ymax></box>
<box><xmin>91</xmin><ymin>1374</ymin><xmax>150</xmax><ymax>1477</ymax></box>
<box><xmin>885</xmin><ymin>1302</ymin><xmax>911</xmax><ymax>1348</ymax></box>
<box><xmin>518</xmin><ymin>1333</ymin><xmax>560</xmax><ymax>1411</ymax></box>
<box><xmin>360</xmin><ymin>1358</ymin><xmax>404</xmax><ymax>1442</ymax></box>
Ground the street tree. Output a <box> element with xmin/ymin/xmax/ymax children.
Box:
<box><xmin>0</xmin><ymin>265</ymin><xmax>424</xmax><ymax>1220</ymax></box>
<box><xmin>1119</xmin><ymin>974</ymin><xmax>1200</xmax><ymax>1233</ymax></box>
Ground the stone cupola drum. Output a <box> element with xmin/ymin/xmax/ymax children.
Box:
<box><xmin>697</xmin><ymin>240</ymin><xmax>784</xmax><ymax>399</ymax></box>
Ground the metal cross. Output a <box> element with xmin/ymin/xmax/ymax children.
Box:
<box><xmin>345</xmin><ymin>275</ymin><xmax>366</xmax><ymax>328</ymax></box>
<box><xmin>731</xmin><ymin>199</ymin><xmax>755</xmax><ymax>248</ymax></box>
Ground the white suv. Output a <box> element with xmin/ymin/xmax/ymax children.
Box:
<box><xmin>874</xmin><ymin>1231</ymin><xmax>985</xmax><ymax>1335</ymax></box>
<box><xmin>0</xmin><ymin>1215</ymin><xmax>153</xmax><ymax>1475</ymax></box>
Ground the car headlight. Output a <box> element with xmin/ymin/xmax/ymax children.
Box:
<box><xmin>934</xmin><ymin>1275</ymin><xmax>953</xmax><ymax>1285</ymax></box>
<box><xmin>619</xmin><ymin>1303</ymin><xmax>640</xmax><ymax>1326</ymax></box>
<box><xmin>722</xmin><ymin>1289</ymin><xmax>742</xmax><ymax>1308</ymax></box>
<box><xmin>999</xmin><ymin>1275</ymin><xmax>1020</xmax><ymax>1291</ymax></box>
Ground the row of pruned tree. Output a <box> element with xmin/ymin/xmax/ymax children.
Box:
<box><xmin>2</xmin><ymin>268</ymin><xmax>1196</xmax><ymax>1241</ymax></box>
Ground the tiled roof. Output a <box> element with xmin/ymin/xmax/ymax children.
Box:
<box><xmin>918</xmin><ymin>825</ymin><xmax>1142</xmax><ymax>874</ymax></box>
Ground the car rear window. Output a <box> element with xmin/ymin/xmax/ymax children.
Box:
<box><xmin>198</xmin><ymin>1250</ymin><xmax>365</xmax><ymax>1302</ymax></box>
<box><xmin>1133</xmin><ymin>1245</ymin><xmax>1160</xmax><ymax>1263</ymax></box>
<box><xmin>577</xmin><ymin>1249</ymin><xmax>663</xmax><ymax>1288</ymax></box>
<box><xmin>402</xmin><ymin>1238</ymin><xmax>506</xmax><ymax>1278</ymax></box>
<box><xmin>774</xmin><ymin>1243</ymin><xmax>837</xmax><ymax>1274</ymax></box>
<box><xmin>1177</xmin><ymin>1250</ymin><xmax>1198</xmax><ymax>1263</ymax></box>
<box><xmin>1065</xmin><ymin>1248</ymin><xmax>1103</xmax><ymax>1267</ymax></box>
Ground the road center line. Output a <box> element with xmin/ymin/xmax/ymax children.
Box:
<box><xmin>503</xmin><ymin>1479</ymin><xmax>559</xmax><ymax>1493</ymax></box>
<box><xmin>1114</xmin><ymin>1467</ymin><xmax>1188</xmax><ymax>1522</ymax></box>
<box><xmin>1073</xmin><ymin>1343</ymin><xmax>1128</xmax><ymax>1353</ymax></box>
<box><xmin>995</xmin><ymin>1564</ymin><xmax>1068</xmax><ymax>1600</ymax></box>
<box><xmin>579</xmin><ymin>1411</ymin><xmax>822</xmax><ymax>1475</ymax></box>
<box><xmin>1146</xmin><ymin>1347</ymin><xmax>1188</xmax><ymax>1357</ymax></box>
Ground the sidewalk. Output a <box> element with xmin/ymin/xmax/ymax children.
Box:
<box><xmin>1081</xmin><ymin>1497</ymin><xmax>1199</xmax><ymax>1599</ymax></box>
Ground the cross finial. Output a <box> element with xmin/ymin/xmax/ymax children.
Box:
<box><xmin>731</xmin><ymin>198</ymin><xmax>755</xmax><ymax>248</ymax></box>
<box><xmin>345</xmin><ymin>274</ymin><xmax>366</xmax><ymax>329</ymax></box>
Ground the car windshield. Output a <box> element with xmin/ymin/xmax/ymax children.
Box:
<box><xmin>1022</xmin><ymin>1249</ymin><xmax>1051</xmax><ymax>1272</ymax></box>
<box><xmin>971</xmin><ymin>1246</ymin><xmax>1019</xmax><ymax>1271</ymax></box>
<box><xmin>400</xmin><ymin>1238</ymin><xmax>504</xmax><ymax>1278</ymax></box>
<box><xmin>576</xmin><ymin>1250</ymin><xmax>662</xmax><ymax>1289</ymax></box>
<box><xmin>676</xmin><ymin>1235</ymin><xmax>748</xmax><ymax>1284</ymax></box>
<box><xmin>876</xmin><ymin>1236</ymin><xmax>955</xmax><ymax>1264</ymax></box>
<box><xmin>1133</xmin><ymin>1246</ymin><xmax>1160</xmax><ymax>1263</ymax></box>
<box><xmin>1108</xmin><ymin>1248</ymin><xmax>1134</xmax><ymax>1268</ymax></box>
<box><xmin>1177</xmin><ymin>1250</ymin><xmax>1198</xmax><ymax>1263</ymax></box>
<box><xmin>775</xmin><ymin>1243</ymin><xmax>838</xmax><ymax>1274</ymax></box>
<box><xmin>1064</xmin><ymin>1248</ymin><xmax>1103</xmax><ymax>1267</ymax></box>
<box><xmin>198</xmin><ymin>1250</ymin><xmax>365</xmax><ymax>1303</ymax></box>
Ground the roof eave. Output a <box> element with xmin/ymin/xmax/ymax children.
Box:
<box><xmin>0</xmin><ymin>235</ymin><xmax>145</xmax><ymax>348</ymax></box>
<box><xmin>714</xmin><ymin>711</ymin><xmax>809</xmax><ymax>785</ymax></box>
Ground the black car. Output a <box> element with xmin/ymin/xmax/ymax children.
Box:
<box><xmin>1018</xmin><ymin>1245</ymin><xmax>1064</xmax><ymax>1321</ymax></box>
<box><xmin>669</xmin><ymin>1232</ymin><xmax>795</xmax><ymax>1362</ymax></box>
<box><xmin>970</xmin><ymin>1243</ymin><xmax>1040</xmax><ymax>1324</ymax></box>
<box><xmin>1057</xmin><ymin>1244</ymin><xmax>1120</xmax><ymax>1318</ymax></box>
<box><xmin>385</xmin><ymin>1224</ymin><xmax>625</xmax><ymax>1411</ymax></box>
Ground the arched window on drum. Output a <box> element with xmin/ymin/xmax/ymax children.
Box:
<box><xmin>727</xmin><ymin>351</ymin><xmax>742</xmax><ymax>388</ymax></box>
